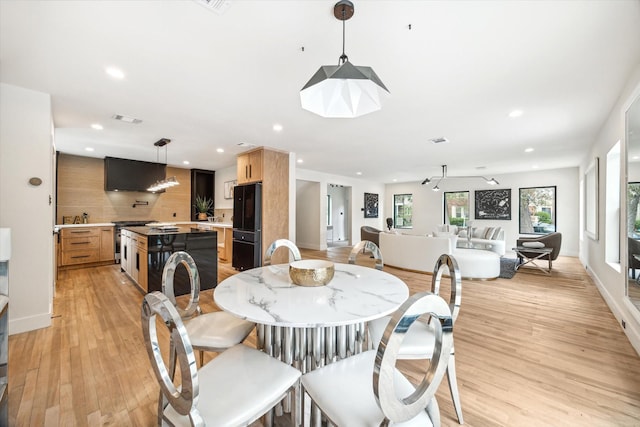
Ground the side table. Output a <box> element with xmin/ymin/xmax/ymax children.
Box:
<box><xmin>513</xmin><ymin>246</ymin><xmax>553</xmax><ymax>274</ymax></box>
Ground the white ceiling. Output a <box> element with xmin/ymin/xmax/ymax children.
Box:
<box><xmin>1</xmin><ymin>0</ymin><xmax>639</xmax><ymax>183</ymax></box>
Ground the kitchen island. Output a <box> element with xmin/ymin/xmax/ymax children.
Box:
<box><xmin>120</xmin><ymin>225</ymin><xmax>218</xmax><ymax>296</ymax></box>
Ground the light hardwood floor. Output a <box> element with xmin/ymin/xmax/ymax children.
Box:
<box><xmin>8</xmin><ymin>247</ymin><xmax>640</xmax><ymax>426</ymax></box>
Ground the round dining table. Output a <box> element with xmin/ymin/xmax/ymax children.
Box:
<box><xmin>214</xmin><ymin>262</ymin><xmax>409</xmax><ymax>426</ymax></box>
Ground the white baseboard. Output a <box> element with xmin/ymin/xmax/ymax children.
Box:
<box><xmin>587</xmin><ymin>267</ymin><xmax>640</xmax><ymax>356</ymax></box>
<box><xmin>296</xmin><ymin>241</ymin><xmax>324</xmax><ymax>251</ymax></box>
<box><xmin>9</xmin><ymin>312</ymin><xmax>51</xmax><ymax>335</ymax></box>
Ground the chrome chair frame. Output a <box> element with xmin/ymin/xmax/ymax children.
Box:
<box><xmin>264</xmin><ymin>239</ymin><xmax>302</xmax><ymax>266</ymax></box>
<box><xmin>162</xmin><ymin>251</ymin><xmax>255</xmax><ymax>366</ymax></box>
<box><xmin>142</xmin><ymin>292</ymin><xmax>300</xmax><ymax>427</ymax></box>
<box><xmin>349</xmin><ymin>240</ymin><xmax>383</xmax><ymax>270</ymax></box>
<box><xmin>300</xmin><ymin>292</ymin><xmax>453</xmax><ymax>426</ymax></box>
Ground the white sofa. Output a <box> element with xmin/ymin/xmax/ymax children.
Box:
<box><xmin>434</xmin><ymin>225</ymin><xmax>506</xmax><ymax>256</ymax></box>
<box><xmin>379</xmin><ymin>232</ymin><xmax>500</xmax><ymax>279</ymax></box>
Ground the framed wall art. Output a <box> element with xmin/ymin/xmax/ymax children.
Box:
<box><xmin>474</xmin><ymin>189</ymin><xmax>511</xmax><ymax>220</ymax></box>
<box><xmin>364</xmin><ymin>192</ymin><xmax>379</xmax><ymax>218</ymax></box>
<box><xmin>224</xmin><ymin>180</ymin><xmax>237</xmax><ymax>200</ymax></box>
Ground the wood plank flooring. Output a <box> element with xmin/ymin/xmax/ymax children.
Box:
<box><xmin>8</xmin><ymin>247</ymin><xmax>640</xmax><ymax>426</ymax></box>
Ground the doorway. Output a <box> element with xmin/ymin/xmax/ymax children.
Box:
<box><xmin>327</xmin><ymin>184</ymin><xmax>351</xmax><ymax>247</ymax></box>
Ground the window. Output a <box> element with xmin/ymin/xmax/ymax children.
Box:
<box><xmin>327</xmin><ymin>195</ymin><xmax>332</xmax><ymax>226</ymax></box>
<box><xmin>519</xmin><ymin>186</ymin><xmax>556</xmax><ymax>234</ymax></box>
<box><xmin>444</xmin><ymin>191</ymin><xmax>469</xmax><ymax>226</ymax></box>
<box><xmin>393</xmin><ymin>194</ymin><xmax>413</xmax><ymax>229</ymax></box>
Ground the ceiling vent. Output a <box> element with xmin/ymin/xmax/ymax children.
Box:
<box><xmin>237</xmin><ymin>142</ymin><xmax>256</xmax><ymax>148</ymax></box>
<box><xmin>112</xmin><ymin>114</ymin><xmax>142</xmax><ymax>124</ymax></box>
<box><xmin>193</xmin><ymin>0</ymin><xmax>232</xmax><ymax>15</ymax></box>
<box><xmin>428</xmin><ymin>137</ymin><xmax>449</xmax><ymax>144</ymax></box>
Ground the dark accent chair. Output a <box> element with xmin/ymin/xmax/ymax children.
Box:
<box><xmin>360</xmin><ymin>226</ymin><xmax>382</xmax><ymax>248</ymax></box>
<box><xmin>516</xmin><ymin>232</ymin><xmax>562</xmax><ymax>268</ymax></box>
<box><xmin>628</xmin><ymin>237</ymin><xmax>640</xmax><ymax>279</ymax></box>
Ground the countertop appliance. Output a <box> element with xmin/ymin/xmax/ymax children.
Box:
<box><xmin>113</xmin><ymin>220</ymin><xmax>155</xmax><ymax>263</ymax></box>
<box><xmin>232</xmin><ymin>182</ymin><xmax>262</xmax><ymax>271</ymax></box>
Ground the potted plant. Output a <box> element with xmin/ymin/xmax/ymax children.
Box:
<box><xmin>194</xmin><ymin>195</ymin><xmax>213</xmax><ymax>220</ymax></box>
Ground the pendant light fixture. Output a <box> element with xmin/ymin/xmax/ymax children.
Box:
<box><xmin>300</xmin><ymin>0</ymin><xmax>389</xmax><ymax>118</ymax></box>
<box><xmin>147</xmin><ymin>138</ymin><xmax>180</xmax><ymax>192</ymax></box>
<box><xmin>421</xmin><ymin>165</ymin><xmax>499</xmax><ymax>192</ymax></box>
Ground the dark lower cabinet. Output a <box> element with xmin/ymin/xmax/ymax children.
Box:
<box><xmin>232</xmin><ymin>230</ymin><xmax>261</xmax><ymax>271</ymax></box>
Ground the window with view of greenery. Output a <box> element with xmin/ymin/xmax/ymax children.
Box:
<box><xmin>519</xmin><ymin>186</ymin><xmax>556</xmax><ymax>234</ymax></box>
<box><xmin>444</xmin><ymin>191</ymin><xmax>469</xmax><ymax>226</ymax></box>
<box><xmin>394</xmin><ymin>194</ymin><xmax>412</xmax><ymax>228</ymax></box>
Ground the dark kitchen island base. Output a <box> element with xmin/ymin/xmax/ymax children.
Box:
<box><xmin>123</xmin><ymin>226</ymin><xmax>218</xmax><ymax>296</ymax></box>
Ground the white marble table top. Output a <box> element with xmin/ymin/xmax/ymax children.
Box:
<box><xmin>214</xmin><ymin>263</ymin><xmax>409</xmax><ymax>328</ymax></box>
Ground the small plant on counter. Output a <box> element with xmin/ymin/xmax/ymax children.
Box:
<box><xmin>194</xmin><ymin>195</ymin><xmax>213</xmax><ymax>220</ymax></box>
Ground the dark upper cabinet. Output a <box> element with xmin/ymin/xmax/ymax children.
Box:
<box><xmin>191</xmin><ymin>169</ymin><xmax>215</xmax><ymax>221</ymax></box>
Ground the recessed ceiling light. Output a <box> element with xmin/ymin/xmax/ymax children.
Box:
<box><xmin>392</xmin><ymin>179</ymin><xmax>397</xmax><ymax>182</ymax></box>
<box><xmin>633</xmin><ymin>156</ymin><xmax>640</xmax><ymax>160</ymax></box>
<box><xmin>183</xmin><ymin>160</ymin><xmax>190</xmax><ymax>165</ymax></box>
<box><xmin>85</xmin><ymin>147</ymin><xmax>94</xmax><ymax>152</ymax></box>
<box><xmin>509</xmin><ymin>109</ymin><xmax>523</xmax><ymax>118</ymax></box>
<box><xmin>216</xmin><ymin>148</ymin><xmax>224</xmax><ymax>153</ymax></box>
<box><xmin>105</xmin><ymin>67</ymin><xmax>125</xmax><ymax>79</ymax></box>
<box><xmin>356</xmin><ymin>172</ymin><xmax>362</xmax><ymax>176</ymax></box>
<box><xmin>91</xmin><ymin>123</ymin><xmax>103</xmax><ymax>130</ymax></box>
<box><xmin>273</xmin><ymin>123</ymin><xmax>283</xmax><ymax>132</ymax></box>
<box><xmin>532</xmin><ymin>165</ymin><xmax>539</xmax><ymax>169</ymax></box>
<box><xmin>297</xmin><ymin>158</ymin><xmax>303</xmax><ymax>164</ymax></box>
<box><xmin>524</xmin><ymin>147</ymin><xmax>534</xmax><ymax>153</ymax></box>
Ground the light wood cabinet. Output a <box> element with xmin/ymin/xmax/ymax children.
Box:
<box><xmin>60</xmin><ymin>228</ymin><xmax>100</xmax><ymax>266</ymax></box>
<box><xmin>237</xmin><ymin>149</ymin><xmax>263</xmax><ymax>184</ymax></box>
<box><xmin>60</xmin><ymin>226</ymin><xmax>115</xmax><ymax>267</ymax></box>
<box><xmin>100</xmin><ymin>227</ymin><xmax>114</xmax><ymax>262</ymax></box>
<box><xmin>213</xmin><ymin>226</ymin><xmax>232</xmax><ymax>262</ymax></box>
<box><xmin>135</xmin><ymin>235</ymin><xmax>148</xmax><ymax>292</ymax></box>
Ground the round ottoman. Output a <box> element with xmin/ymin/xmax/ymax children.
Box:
<box><xmin>452</xmin><ymin>248</ymin><xmax>500</xmax><ymax>279</ymax></box>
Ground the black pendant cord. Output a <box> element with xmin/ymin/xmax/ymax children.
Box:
<box><xmin>339</xmin><ymin>8</ymin><xmax>348</xmax><ymax>65</ymax></box>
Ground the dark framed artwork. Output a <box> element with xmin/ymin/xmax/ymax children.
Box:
<box><xmin>474</xmin><ymin>189</ymin><xmax>511</xmax><ymax>220</ymax></box>
<box><xmin>364</xmin><ymin>192</ymin><xmax>379</xmax><ymax>218</ymax></box>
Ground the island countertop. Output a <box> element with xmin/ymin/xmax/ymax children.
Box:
<box><xmin>122</xmin><ymin>225</ymin><xmax>217</xmax><ymax>236</ymax></box>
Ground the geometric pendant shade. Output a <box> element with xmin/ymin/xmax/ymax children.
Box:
<box><xmin>300</xmin><ymin>61</ymin><xmax>390</xmax><ymax>118</ymax></box>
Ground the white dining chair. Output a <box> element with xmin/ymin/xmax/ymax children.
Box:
<box><xmin>141</xmin><ymin>291</ymin><xmax>301</xmax><ymax>427</ymax></box>
<box><xmin>348</xmin><ymin>240</ymin><xmax>383</xmax><ymax>270</ymax></box>
<box><xmin>300</xmin><ymin>291</ymin><xmax>453</xmax><ymax>426</ymax></box>
<box><xmin>162</xmin><ymin>251</ymin><xmax>255</xmax><ymax>366</ymax></box>
<box><xmin>264</xmin><ymin>238</ymin><xmax>302</xmax><ymax>266</ymax></box>
<box><xmin>368</xmin><ymin>253</ymin><xmax>464</xmax><ymax>424</ymax></box>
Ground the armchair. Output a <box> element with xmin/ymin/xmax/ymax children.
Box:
<box><xmin>360</xmin><ymin>225</ymin><xmax>382</xmax><ymax>247</ymax></box>
<box><xmin>516</xmin><ymin>232</ymin><xmax>562</xmax><ymax>267</ymax></box>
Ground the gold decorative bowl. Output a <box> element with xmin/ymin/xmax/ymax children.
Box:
<box><xmin>289</xmin><ymin>260</ymin><xmax>335</xmax><ymax>287</ymax></box>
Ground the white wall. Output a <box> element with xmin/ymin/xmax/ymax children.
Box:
<box><xmin>384</xmin><ymin>167</ymin><xmax>580</xmax><ymax>256</ymax></box>
<box><xmin>214</xmin><ymin>164</ymin><xmax>236</xmax><ymax>210</ymax></box>
<box><xmin>0</xmin><ymin>83</ymin><xmax>54</xmax><ymax>334</ymax></box>
<box><xmin>295</xmin><ymin>169</ymin><xmax>386</xmax><ymax>250</ymax></box>
<box><xmin>583</xmin><ymin>63</ymin><xmax>640</xmax><ymax>355</ymax></box>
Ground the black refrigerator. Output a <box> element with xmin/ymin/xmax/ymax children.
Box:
<box><xmin>232</xmin><ymin>182</ymin><xmax>262</xmax><ymax>271</ymax></box>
